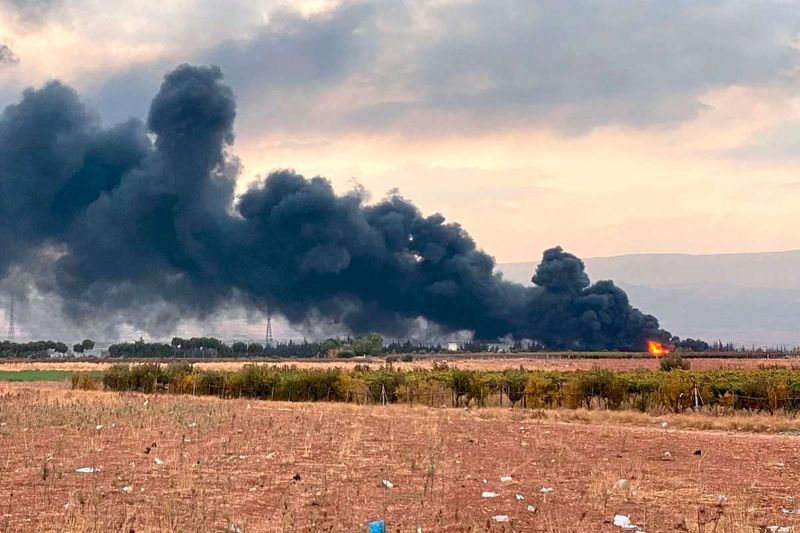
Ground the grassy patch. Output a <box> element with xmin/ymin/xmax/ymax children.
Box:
<box><xmin>0</xmin><ymin>370</ymin><xmax>76</xmax><ymax>382</ymax></box>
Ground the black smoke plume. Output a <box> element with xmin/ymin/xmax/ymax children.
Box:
<box><xmin>0</xmin><ymin>65</ymin><xmax>670</xmax><ymax>349</ymax></box>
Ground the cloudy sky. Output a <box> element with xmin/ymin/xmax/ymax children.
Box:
<box><xmin>1</xmin><ymin>0</ymin><xmax>799</xmax><ymax>265</ymax></box>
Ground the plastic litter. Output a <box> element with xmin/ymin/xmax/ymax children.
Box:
<box><xmin>368</xmin><ymin>520</ymin><xmax>385</xmax><ymax>533</ymax></box>
<box><xmin>764</xmin><ymin>527</ymin><xmax>792</xmax><ymax>533</ymax></box>
<box><xmin>515</xmin><ymin>494</ymin><xmax>524</xmax><ymax>500</ymax></box>
<box><xmin>481</xmin><ymin>491</ymin><xmax>498</xmax><ymax>498</ymax></box>
<box><xmin>527</xmin><ymin>505</ymin><xmax>537</xmax><ymax>513</ymax></box>
<box><xmin>540</xmin><ymin>487</ymin><xmax>554</xmax><ymax>493</ymax></box>
<box><xmin>492</xmin><ymin>515</ymin><xmax>510</xmax><ymax>523</ymax></box>
<box><xmin>154</xmin><ymin>457</ymin><xmax>164</xmax><ymax>465</ymax></box>
<box><xmin>614</xmin><ymin>479</ymin><xmax>629</xmax><ymax>490</ymax></box>
<box><xmin>75</xmin><ymin>467</ymin><xmax>98</xmax><ymax>474</ymax></box>
<box><xmin>122</xmin><ymin>485</ymin><xmax>133</xmax><ymax>493</ymax></box>
<box><xmin>382</xmin><ymin>480</ymin><xmax>394</xmax><ymax>489</ymax></box>
<box><xmin>500</xmin><ymin>475</ymin><xmax>513</xmax><ymax>483</ymax></box>
<box><xmin>782</xmin><ymin>508</ymin><xmax>800</xmax><ymax>515</ymax></box>
<box><xmin>613</xmin><ymin>515</ymin><xmax>641</xmax><ymax>531</ymax></box>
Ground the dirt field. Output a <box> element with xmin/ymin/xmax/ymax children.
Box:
<box><xmin>4</xmin><ymin>355</ymin><xmax>800</xmax><ymax>373</ymax></box>
<box><xmin>1</xmin><ymin>382</ymin><xmax>800</xmax><ymax>532</ymax></box>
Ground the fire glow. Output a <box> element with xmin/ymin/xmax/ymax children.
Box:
<box><xmin>647</xmin><ymin>340</ymin><xmax>672</xmax><ymax>357</ymax></box>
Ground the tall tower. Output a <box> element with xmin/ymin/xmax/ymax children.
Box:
<box><xmin>264</xmin><ymin>311</ymin><xmax>273</xmax><ymax>347</ymax></box>
<box><xmin>7</xmin><ymin>296</ymin><xmax>15</xmax><ymax>343</ymax></box>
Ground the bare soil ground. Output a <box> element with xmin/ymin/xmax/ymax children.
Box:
<box><xmin>4</xmin><ymin>356</ymin><xmax>800</xmax><ymax>373</ymax></box>
<box><xmin>1</xmin><ymin>382</ymin><xmax>800</xmax><ymax>532</ymax></box>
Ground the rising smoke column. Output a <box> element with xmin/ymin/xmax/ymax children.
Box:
<box><xmin>0</xmin><ymin>64</ymin><xmax>670</xmax><ymax>349</ymax></box>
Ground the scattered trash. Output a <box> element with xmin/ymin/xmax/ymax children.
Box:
<box><xmin>764</xmin><ymin>527</ymin><xmax>792</xmax><ymax>533</ymax></box>
<box><xmin>782</xmin><ymin>508</ymin><xmax>800</xmax><ymax>515</ymax></box>
<box><xmin>661</xmin><ymin>421</ymin><xmax>668</xmax><ymax>429</ymax></box>
<box><xmin>614</xmin><ymin>479</ymin><xmax>629</xmax><ymax>490</ymax></box>
<box><xmin>95</xmin><ymin>424</ymin><xmax>103</xmax><ymax>430</ymax></box>
<box><xmin>613</xmin><ymin>514</ymin><xmax>641</xmax><ymax>531</ymax></box>
<box><xmin>527</xmin><ymin>505</ymin><xmax>537</xmax><ymax>513</ymax></box>
<box><xmin>75</xmin><ymin>467</ymin><xmax>98</xmax><ymax>474</ymax></box>
<box><xmin>540</xmin><ymin>487</ymin><xmax>554</xmax><ymax>493</ymax></box>
<box><xmin>143</xmin><ymin>400</ymin><xmax>148</xmax><ymax>406</ymax></box>
<box><xmin>292</xmin><ymin>473</ymin><xmax>302</xmax><ymax>482</ymax></box>
<box><xmin>482</xmin><ymin>491</ymin><xmax>498</xmax><ymax>498</ymax></box>
<box><xmin>515</xmin><ymin>494</ymin><xmax>525</xmax><ymax>500</ymax></box>
<box><xmin>188</xmin><ymin>422</ymin><xmax>197</xmax><ymax>427</ymax></box>
<box><xmin>238</xmin><ymin>455</ymin><xmax>247</xmax><ymax>460</ymax></box>
<box><xmin>482</xmin><ymin>479</ymin><xmax>488</xmax><ymax>484</ymax></box>
<box><xmin>265</xmin><ymin>452</ymin><xmax>276</xmax><ymax>459</ymax></box>
<box><xmin>121</xmin><ymin>485</ymin><xmax>133</xmax><ymax>494</ymax></box>
<box><xmin>368</xmin><ymin>520</ymin><xmax>385</xmax><ymax>533</ymax></box>
<box><xmin>660</xmin><ymin>451</ymin><xmax>673</xmax><ymax>461</ymax></box>
<box><xmin>718</xmin><ymin>495</ymin><xmax>728</xmax><ymax>504</ymax></box>
<box><xmin>227</xmin><ymin>523</ymin><xmax>243</xmax><ymax>533</ymax></box>
<box><xmin>144</xmin><ymin>447</ymin><xmax>151</xmax><ymax>455</ymax></box>
<box><xmin>154</xmin><ymin>458</ymin><xmax>164</xmax><ymax>465</ymax></box>
<box><xmin>694</xmin><ymin>449</ymin><xmax>702</xmax><ymax>456</ymax></box>
<box><xmin>382</xmin><ymin>480</ymin><xmax>394</xmax><ymax>489</ymax></box>
<box><xmin>500</xmin><ymin>475</ymin><xmax>513</xmax><ymax>483</ymax></box>
<box><xmin>492</xmin><ymin>515</ymin><xmax>510</xmax><ymax>523</ymax></box>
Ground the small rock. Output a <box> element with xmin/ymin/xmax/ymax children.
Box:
<box><xmin>292</xmin><ymin>473</ymin><xmax>301</xmax><ymax>481</ymax></box>
<box><xmin>694</xmin><ymin>449</ymin><xmax>702</xmax><ymax>456</ymax></box>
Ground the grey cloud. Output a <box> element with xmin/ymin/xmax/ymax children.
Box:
<box><xmin>85</xmin><ymin>0</ymin><xmax>800</xmax><ymax>138</ymax></box>
<box><xmin>0</xmin><ymin>0</ymin><xmax>60</xmax><ymax>23</ymax></box>
<box><xmin>0</xmin><ymin>44</ymin><xmax>17</xmax><ymax>66</ymax></box>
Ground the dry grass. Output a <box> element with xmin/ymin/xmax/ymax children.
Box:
<box><xmin>1</xmin><ymin>381</ymin><xmax>799</xmax><ymax>532</ymax></box>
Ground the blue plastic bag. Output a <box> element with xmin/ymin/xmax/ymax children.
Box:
<box><xmin>368</xmin><ymin>520</ymin><xmax>385</xmax><ymax>533</ymax></box>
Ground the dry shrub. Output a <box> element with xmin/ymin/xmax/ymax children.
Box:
<box><xmin>70</xmin><ymin>372</ymin><xmax>99</xmax><ymax>390</ymax></box>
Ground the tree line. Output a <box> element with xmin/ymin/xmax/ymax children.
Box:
<box><xmin>77</xmin><ymin>363</ymin><xmax>800</xmax><ymax>415</ymax></box>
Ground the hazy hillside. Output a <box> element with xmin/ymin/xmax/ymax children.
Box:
<box><xmin>498</xmin><ymin>251</ymin><xmax>800</xmax><ymax>346</ymax></box>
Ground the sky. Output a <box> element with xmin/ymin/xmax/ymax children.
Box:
<box><xmin>1</xmin><ymin>0</ymin><xmax>799</xmax><ymax>264</ymax></box>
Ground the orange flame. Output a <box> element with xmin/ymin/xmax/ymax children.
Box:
<box><xmin>647</xmin><ymin>340</ymin><xmax>672</xmax><ymax>357</ymax></box>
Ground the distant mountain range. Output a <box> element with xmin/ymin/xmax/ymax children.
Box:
<box><xmin>498</xmin><ymin>250</ymin><xmax>800</xmax><ymax>347</ymax></box>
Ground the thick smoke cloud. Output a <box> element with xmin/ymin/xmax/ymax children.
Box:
<box><xmin>0</xmin><ymin>65</ymin><xmax>669</xmax><ymax>349</ymax></box>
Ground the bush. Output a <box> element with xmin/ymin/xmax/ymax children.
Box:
<box><xmin>660</xmin><ymin>353</ymin><xmax>690</xmax><ymax>372</ymax></box>
<box><xmin>102</xmin><ymin>364</ymin><xmax>132</xmax><ymax>391</ymax></box>
<box><xmin>71</xmin><ymin>372</ymin><xmax>100</xmax><ymax>390</ymax></box>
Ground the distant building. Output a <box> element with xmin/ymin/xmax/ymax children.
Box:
<box><xmin>446</xmin><ymin>341</ymin><xmax>459</xmax><ymax>352</ymax></box>
<box><xmin>487</xmin><ymin>342</ymin><xmax>513</xmax><ymax>352</ymax></box>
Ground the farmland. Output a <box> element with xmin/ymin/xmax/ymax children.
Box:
<box><xmin>3</xmin><ymin>357</ymin><xmax>800</xmax><ymax>531</ymax></box>
<box><xmin>1</xmin><ymin>380</ymin><xmax>800</xmax><ymax>532</ymax></box>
